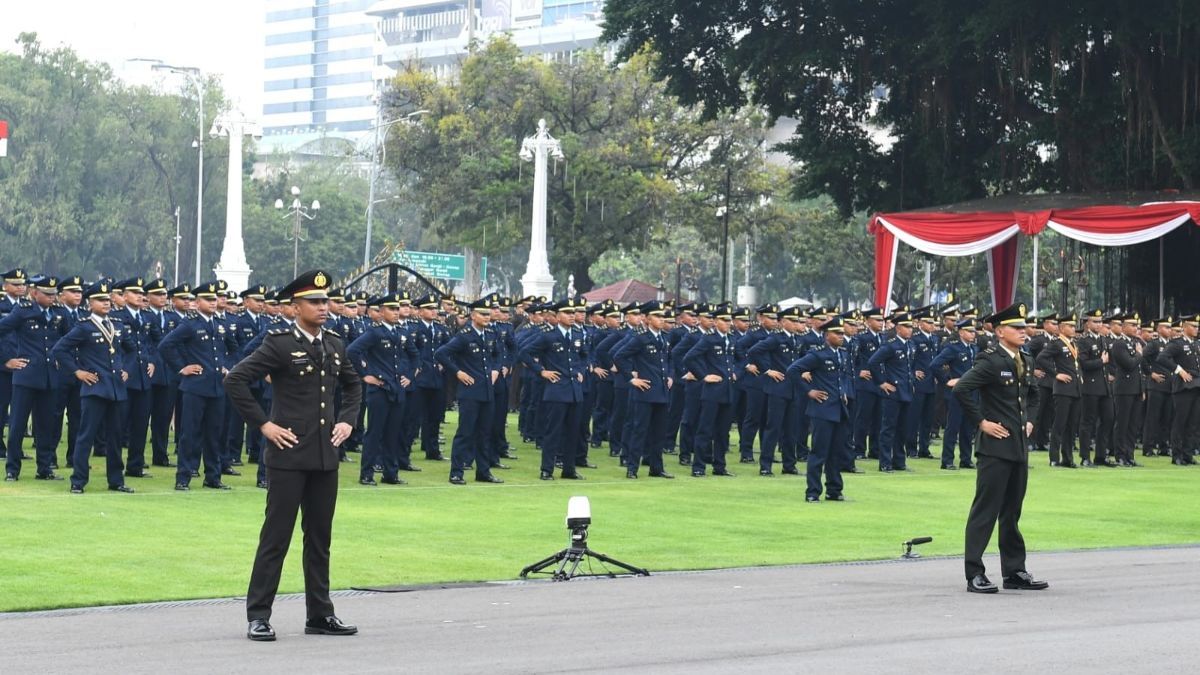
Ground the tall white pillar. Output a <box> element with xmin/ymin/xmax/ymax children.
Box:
<box><xmin>211</xmin><ymin>112</ymin><xmax>256</xmax><ymax>293</ymax></box>
<box><xmin>519</xmin><ymin>119</ymin><xmax>562</xmax><ymax>299</ymax></box>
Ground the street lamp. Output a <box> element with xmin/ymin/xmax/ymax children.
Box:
<box><xmin>276</xmin><ymin>186</ymin><xmax>320</xmax><ymax>278</ymax></box>
<box><xmin>151</xmin><ymin>61</ymin><xmax>204</xmax><ymax>284</ymax></box>
<box><xmin>364</xmin><ymin>109</ymin><xmax>430</xmax><ymax>268</ymax></box>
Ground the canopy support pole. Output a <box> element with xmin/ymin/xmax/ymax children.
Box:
<box><xmin>1159</xmin><ymin>238</ymin><xmax>1165</xmax><ymax>316</ymax></box>
<box><xmin>1032</xmin><ymin>236</ymin><xmax>1039</xmax><ymax>315</ymax></box>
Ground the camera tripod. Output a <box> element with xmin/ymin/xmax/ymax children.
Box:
<box><xmin>520</xmin><ymin>529</ymin><xmax>650</xmax><ymax>581</ymax></box>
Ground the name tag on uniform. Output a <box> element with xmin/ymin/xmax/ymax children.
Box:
<box><xmin>1000</xmin><ymin>370</ymin><xmax>1013</xmax><ymax>377</ymax></box>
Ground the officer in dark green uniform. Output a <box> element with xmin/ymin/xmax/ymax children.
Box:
<box><xmin>225</xmin><ymin>270</ymin><xmax>363</xmax><ymax>641</ymax></box>
<box><xmin>952</xmin><ymin>302</ymin><xmax>1049</xmax><ymax>594</ymax></box>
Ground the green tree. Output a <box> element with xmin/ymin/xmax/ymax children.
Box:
<box><xmin>603</xmin><ymin>0</ymin><xmax>1200</xmax><ymax>216</ymax></box>
<box><xmin>382</xmin><ymin>37</ymin><xmax>782</xmax><ymax>293</ymax></box>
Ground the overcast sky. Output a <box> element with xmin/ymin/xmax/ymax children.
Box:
<box><xmin>4</xmin><ymin>1</ymin><xmax>265</xmax><ymax>113</ymax></box>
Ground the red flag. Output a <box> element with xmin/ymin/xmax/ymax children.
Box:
<box><xmin>0</xmin><ymin>120</ymin><xmax>7</xmax><ymax>157</ymax></box>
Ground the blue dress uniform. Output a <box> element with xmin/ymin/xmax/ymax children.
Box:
<box><xmin>50</xmin><ymin>278</ymin><xmax>86</xmax><ymax>470</ymax></box>
<box><xmin>737</xmin><ymin>304</ymin><xmax>777</xmax><ymax>462</ymax></box>
<box><xmin>488</xmin><ymin>297</ymin><xmax>518</xmax><ymax>464</ymax></box>
<box><xmin>435</xmin><ymin>299</ymin><xmax>503</xmax><ymax>484</ymax></box>
<box><xmin>788</xmin><ymin>316</ymin><xmax>851</xmax><ymax>501</ymax></box>
<box><xmin>161</xmin><ymin>284</ymin><xmax>192</xmax><ymax>463</ymax></box>
<box><xmin>0</xmin><ymin>268</ymin><xmax>30</xmax><ymax>466</ymax></box>
<box><xmin>932</xmin><ymin>321</ymin><xmax>979</xmax><ymax>468</ymax></box>
<box><xmin>664</xmin><ymin>307</ymin><xmax>697</xmax><ymax>455</ymax></box>
<box><xmin>408</xmin><ymin>296</ymin><xmax>450</xmax><ymax>460</ymax></box>
<box><xmin>51</xmin><ymin>281</ymin><xmax>133</xmax><ymax>493</ymax></box>
<box><xmin>838</xmin><ymin>311</ymin><xmax>862</xmax><ymax>472</ymax></box>
<box><xmin>233</xmin><ymin>285</ymin><xmax>271</xmax><ymax>466</ymax></box>
<box><xmin>671</xmin><ymin>309</ymin><xmax>708</xmax><ymax>466</ymax></box>
<box><xmin>159</xmin><ymin>282</ymin><xmax>236</xmax><ymax>489</ymax></box>
<box><xmin>852</xmin><ymin>309</ymin><xmax>886</xmax><ymax>459</ymax></box>
<box><xmin>588</xmin><ymin>303</ymin><xmax>618</xmax><ymax>447</ymax></box>
<box><xmin>612</xmin><ymin>301</ymin><xmax>674</xmax><ymax>478</ymax></box>
<box><xmin>683</xmin><ymin>308</ymin><xmax>738</xmax><ymax>477</ymax></box>
<box><xmin>113</xmin><ymin>278</ymin><xmax>157</xmax><ymax>477</ymax></box>
<box><xmin>867</xmin><ymin>311</ymin><xmax>917</xmax><ymax>472</ymax></box>
<box><xmin>747</xmin><ymin>307</ymin><xmax>805</xmax><ymax>475</ymax></box>
<box><xmin>518</xmin><ymin>299</ymin><xmax>587</xmax><ymax>479</ymax></box>
<box><xmin>794</xmin><ymin>319</ymin><xmax>826</xmax><ymax>460</ymax></box>
<box><xmin>143</xmin><ymin>279</ymin><xmax>176</xmax><ymax>468</ymax></box>
<box><xmin>598</xmin><ymin>310</ymin><xmax>635</xmax><ymax>458</ymax></box>
<box><xmin>347</xmin><ymin>294</ymin><xmax>420</xmax><ymax>484</ymax></box>
<box><xmin>1</xmin><ymin>275</ymin><xmax>68</xmax><ymax>480</ymax></box>
<box><xmin>905</xmin><ymin>307</ymin><xmax>940</xmax><ymax>459</ymax></box>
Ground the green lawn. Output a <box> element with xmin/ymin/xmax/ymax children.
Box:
<box><xmin>1</xmin><ymin>413</ymin><xmax>1197</xmax><ymax>612</ymax></box>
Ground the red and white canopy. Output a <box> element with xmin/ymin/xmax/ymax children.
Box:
<box><xmin>869</xmin><ymin>201</ymin><xmax>1200</xmax><ymax>311</ymax></box>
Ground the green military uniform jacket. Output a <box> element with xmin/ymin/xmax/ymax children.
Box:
<box><xmin>225</xmin><ymin>326</ymin><xmax>362</xmax><ymax>471</ymax></box>
<box><xmin>952</xmin><ymin>344</ymin><xmax>1040</xmax><ymax>463</ymax></box>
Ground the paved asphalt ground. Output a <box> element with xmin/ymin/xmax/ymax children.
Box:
<box><xmin>3</xmin><ymin>546</ymin><xmax>1198</xmax><ymax>674</ymax></box>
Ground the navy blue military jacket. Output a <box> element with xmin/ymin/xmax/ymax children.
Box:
<box><xmin>599</xmin><ymin>327</ymin><xmax>632</xmax><ymax>390</ymax></box>
<box><xmin>736</xmin><ymin>328</ymin><xmax>768</xmax><ymax>391</ymax></box>
<box><xmin>0</xmin><ymin>302</ymin><xmax>68</xmax><ymax>389</ymax></box>
<box><xmin>868</xmin><ymin>336</ymin><xmax>915</xmax><ymax>402</ymax></box>
<box><xmin>747</xmin><ymin>330</ymin><xmax>801</xmax><ymax>399</ymax></box>
<box><xmin>612</xmin><ymin>328</ymin><xmax>672</xmax><ymax>404</ymax></box>
<box><xmin>113</xmin><ymin>307</ymin><xmax>157</xmax><ymax>391</ymax></box>
<box><xmin>51</xmin><ymin>316</ymin><xmax>128</xmax><ymax>401</ymax></box>
<box><xmin>853</xmin><ymin>330</ymin><xmax>884</xmax><ymax>393</ymax></box>
<box><xmin>911</xmin><ymin>330</ymin><xmax>938</xmax><ymax>394</ymax></box>
<box><xmin>518</xmin><ymin>325</ymin><xmax>585</xmax><ymax>403</ymax></box>
<box><xmin>671</xmin><ymin>328</ymin><xmax>704</xmax><ymax>379</ymax></box>
<box><xmin>159</xmin><ymin>314</ymin><xmax>236</xmax><ymax>398</ymax></box>
<box><xmin>932</xmin><ymin>339</ymin><xmax>977</xmax><ymax>391</ymax></box>
<box><xmin>492</xmin><ymin>320</ymin><xmax>518</xmax><ymax>372</ymax></box>
<box><xmin>788</xmin><ymin>345</ymin><xmax>850</xmax><ymax>422</ymax></box>
<box><xmin>410</xmin><ymin>319</ymin><xmax>449</xmax><ymax>389</ymax></box>
<box><xmin>435</xmin><ymin>326</ymin><xmax>499</xmax><ymax>402</ymax></box>
<box><xmin>683</xmin><ymin>330</ymin><xmax>736</xmax><ymax>404</ymax></box>
<box><xmin>347</xmin><ymin>322</ymin><xmax>419</xmax><ymax>402</ymax></box>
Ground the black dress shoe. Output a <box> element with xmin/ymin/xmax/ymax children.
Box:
<box><xmin>231</xmin><ymin>459</ymin><xmax>244</xmax><ymax>467</ymax></box>
<box><xmin>967</xmin><ymin>574</ymin><xmax>999</xmax><ymax>594</ymax></box>
<box><xmin>305</xmin><ymin>615</ymin><xmax>357</xmax><ymax>636</ymax></box>
<box><xmin>174</xmin><ymin>483</ymin><xmax>190</xmax><ymax>491</ymax></box>
<box><xmin>339</xmin><ymin>456</ymin><xmax>355</xmax><ymax>463</ymax></box>
<box><xmin>879</xmin><ymin>466</ymin><xmax>894</xmax><ymax>473</ymax></box>
<box><xmin>1003</xmin><ymin>570</ymin><xmax>1049</xmax><ymax>590</ymax></box>
<box><xmin>125</xmin><ymin>470</ymin><xmax>152</xmax><ymax>478</ymax></box>
<box><xmin>575</xmin><ymin>462</ymin><xmax>597</xmax><ymax>469</ymax></box>
<box><xmin>491</xmin><ymin>463</ymin><xmax>511</xmax><ymax>470</ymax></box>
<box><xmin>959</xmin><ymin>462</ymin><xmax>975</xmax><ymax>469</ymax></box>
<box><xmin>109</xmin><ymin>485</ymin><xmax>135</xmax><ymax>493</ymax></box>
<box><xmin>626</xmin><ymin>469</ymin><xmax>638</xmax><ymax>479</ymax></box>
<box><xmin>941</xmin><ymin>464</ymin><xmax>958</xmax><ymax>470</ymax></box>
<box><xmin>247</xmin><ymin>618</ymin><xmax>276</xmax><ymax>641</ymax></box>
<box><xmin>805</xmin><ymin>496</ymin><xmax>820</xmax><ymax>503</ymax></box>
<box><xmin>153</xmin><ymin>461</ymin><xmax>177</xmax><ymax>468</ymax></box>
<box><xmin>845</xmin><ymin>466</ymin><xmax>865</xmax><ymax>474</ymax></box>
<box><xmin>691</xmin><ymin>470</ymin><xmax>706</xmax><ymax>478</ymax></box>
<box><xmin>380</xmin><ymin>477</ymin><xmax>407</xmax><ymax>485</ymax></box>
<box><xmin>539</xmin><ymin>471</ymin><xmax>554</xmax><ymax>480</ymax></box>
<box><xmin>191</xmin><ymin>470</ymin><xmax>200</xmax><ymax>478</ymax></box>
<box><xmin>359</xmin><ymin>477</ymin><xmax>378</xmax><ymax>486</ymax></box>
<box><xmin>257</xmin><ymin>481</ymin><xmax>269</xmax><ymax>489</ymax></box>
<box><xmin>648</xmin><ymin>471</ymin><xmax>674</xmax><ymax>479</ymax></box>
<box><xmin>825</xmin><ymin>494</ymin><xmax>845</xmax><ymax>501</ymax></box>
<box><xmin>713</xmin><ymin>469</ymin><xmax>735</xmax><ymax>477</ymax></box>
<box><xmin>609</xmin><ymin>449</ymin><xmax>621</xmax><ymax>457</ymax></box>
<box><xmin>449</xmin><ymin>476</ymin><xmax>467</xmax><ymax>485</ymax></box>
<box><xmin>561</xmin><ymin>472</ymin><xmax>585</xmax><ymax>480</ymax></box>
<box><xmin>781</xmin><ymin>468</ymin><xmax>800</xmax><ymax>475</ymax></box>
<box><xmin>222</xmin><ymin>468</ymin><xmax>242</xmax><ymax>476</ymax></box>
<box><xmin>426</xmin><ymin>454</ymin><xmax>447</xmax><ymax>461</ymax></box>
<box><xmin>759</xmin><ymin>470</ymin><xmax>774</xmax><ymax>477</ymax></box>
<box><xmin>36</xmin><ymin>472</ymin><xmax>64</xmax><ymax>481</ymax></box>
<box><xmin>70</xmin><ymin>485</ymin><xmax>84</xmax><ymax>494</ymax></box>
<box><xmin>398</xmin><ymin>464</ymin><xmax>422</xmax><ymax>472</ymax></box>
<box><xmin>5</xmin><ymin>473</ymin><xmax>17</xmax><ymax>481</ymax></box>
<box><xmin>203</xmin><ymin>481</ymin><xmax>232</xmax><ymax>490</ymax></box>
<box><xmin>499</xmin><ymin>451</ymin><xmax>518</xmax><ymax>460</ymax></box>
<box><xmin>739</xmin><ymin>457</ymin><xmax>756</xmax><ymax>464</ymax></box>
<box><xmin>476</xmin><ymin>474</ymin><xmax>504</xmax><ymax>484</ymax></box>
<box><xmin>1080</xmin><ymin>459</ymin><xmax>1095</xmax><ymax>467</ymax></box>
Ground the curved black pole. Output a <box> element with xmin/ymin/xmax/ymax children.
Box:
<box><xmin>343</xmin><ymin>262</ymin><xmax>445</xmax><ymax>298</ymax></box>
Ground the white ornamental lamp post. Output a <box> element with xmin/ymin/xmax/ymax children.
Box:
<box><xmin>519</xmin><ymin>119</ymin><xmax>563</xmax><ymax>299</ymax></box>
<box><xmin>209</xmin><ymin>112</ymin><xmax>260</xmax><ymax>292</ymax></box>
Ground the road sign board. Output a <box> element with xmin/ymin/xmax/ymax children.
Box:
<box><xmin>393</xmin><ymin>250</ymin><xmax>487</xmax><ymax>282</ymax></box>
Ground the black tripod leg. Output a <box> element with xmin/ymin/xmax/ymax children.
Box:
<box><xmin>520</xmin><ymin>549</ymin><xmax>569</xmax><ymax>578</ymax></box>
<box><xmin>584</xmin><ymin>550</ymin><xmax>650</xmax><ymax>577</ymax></box>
